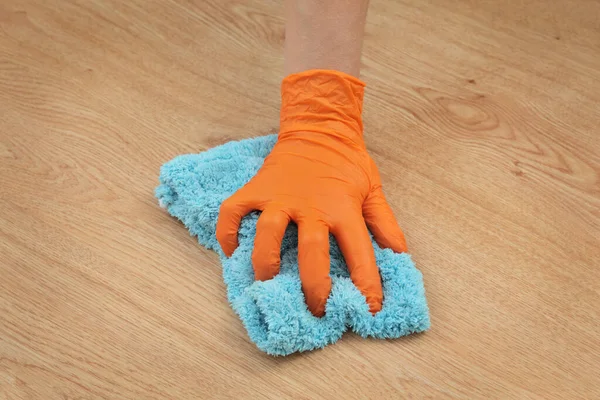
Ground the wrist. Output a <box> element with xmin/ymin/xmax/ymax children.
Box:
<box><xmin>279</xmin><ymin>70</ymin><xmax>366</xmax><ymax>145</ymax></box>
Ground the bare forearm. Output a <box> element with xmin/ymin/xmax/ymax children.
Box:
<box><xmin>284</xmin><ymin>0</ymin><xmax>370</xmax><ymax>77</ymax></box>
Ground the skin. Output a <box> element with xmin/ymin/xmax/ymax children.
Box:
<box><xmin>284</xmin><ymin>0</ymin><xmax>370</xmax><ymax>77</ymax></box>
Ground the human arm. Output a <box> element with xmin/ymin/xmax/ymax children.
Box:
<box><xmin>216</xmin><ymin>0</ymin><xmax>407</xmax><ymax>317</ymax></box>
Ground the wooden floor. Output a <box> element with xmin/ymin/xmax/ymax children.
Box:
<box><xmin>1</xmin><ymin>0</ymin><xmax>599</xmax><ymax>398</ymax></box>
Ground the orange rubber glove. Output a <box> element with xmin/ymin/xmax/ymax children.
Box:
<box><xmin>216</xmin><ymin>70</ymin><xmax>407</xmax><ymax>317</ymax></box>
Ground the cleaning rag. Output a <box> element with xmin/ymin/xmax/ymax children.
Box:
<box><xmin>155</xmin><ymin>134</ymin><xmax>430</xmax><ymax>356</ymax></box>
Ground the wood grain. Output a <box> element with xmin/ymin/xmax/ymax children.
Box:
<box><xmin>1</xmin><ymin>0</ymin><xmax>599</xmax><ymax>398</ymax></box>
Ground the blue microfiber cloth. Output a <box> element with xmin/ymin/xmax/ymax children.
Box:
<box><xmin>155</xmin><ymin>134</ymin><xmax>430</xmax><ymax>355</ymax></box>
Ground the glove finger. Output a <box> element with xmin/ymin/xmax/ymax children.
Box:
<box><xmin>332</xmin><ymin>215</ymin><xmax>383</xmax><ymax>314</ymax></box>
<box><xmin>252</xmin><ymin>208</ymin><xmax>290</xmax><ymax>280</ymax></box>
<box><xmin>362</xmin><ymin>187</ymin><xmax>408</xmax><ymax>253</ymax></box>
<box><xmin>298</xmin><ymin>219</ymin><xmax>331</xmax><ymax>317</ymax></box>
<box><xmin>216</xmin><ymin>190</ymin><xmax>257</xmax><ymax>257</ymax></box>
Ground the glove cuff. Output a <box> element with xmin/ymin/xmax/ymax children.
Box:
<box><xmin>279</xmin><ymin>69</ymin><xmax>366</xmax><ymax>144</ymax></box>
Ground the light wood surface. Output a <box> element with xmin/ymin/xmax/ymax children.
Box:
<box><xmin>1</xmin><ymin>0</ymin><xmax>599</xmax><ymax>398</ymax></box>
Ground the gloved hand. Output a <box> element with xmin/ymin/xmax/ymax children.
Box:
<box><xmin>216</xmin><ymin>70</ymin><xmax>407</xmax><ymax>317</ymax></box>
